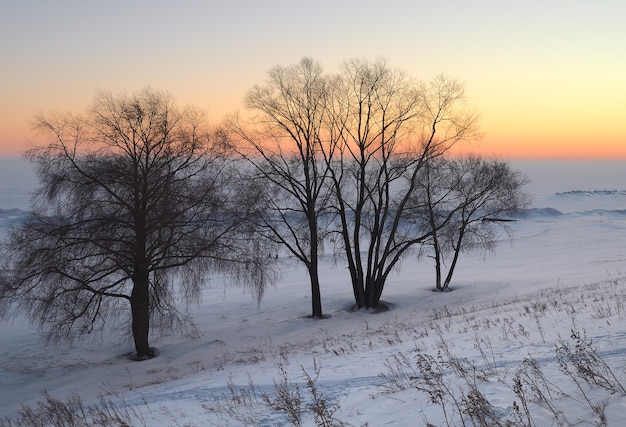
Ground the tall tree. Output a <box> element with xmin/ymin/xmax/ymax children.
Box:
<box><xmin>232</xmin><ymin>58</ymin><xmax>333</xmax><ymax>318</ymax></box>
<box><xmin>0</xmin><ymin>88</ymin><xmax>269</xmax><ymax>359</ymax></box>
<box><xmin>326</xmin><ymin>61</ymin><xmax>479</xmax><ymax>309</ymax></box>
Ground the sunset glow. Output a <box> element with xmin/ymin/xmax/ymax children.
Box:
<box><xmin>1</xmin><ymin>1</ymin><xmax>624</xmax><ymax>158</ymax></box>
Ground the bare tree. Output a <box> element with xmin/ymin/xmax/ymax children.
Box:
<box><xmin>0</xmin><ymin>88</ymin><xmax>270</xmax><ymax>359</ymax></box>
<box><xmin>231</xmin><ymin>58</ymin><xmax>333</xmax><ymax>318</ymax></box>
<box><xmin>417</xmin><ymin>156</ymin><xmax>530</xmax><ymax>291</ymax></box>
<box><xmin>326</xmin><ymin>61</ymin><xmax>479</xmax><ymax>309</ymax></box>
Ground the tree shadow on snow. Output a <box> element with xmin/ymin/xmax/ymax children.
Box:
<box><xmin>343</xmin><ymin>301</ymin><xmax>394</xmax><ymax>314</ymax></box>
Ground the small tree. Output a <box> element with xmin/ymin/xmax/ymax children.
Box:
<box><xmin>0</xmin><ymin>88</ymin><xmax>270</xmax><ymax>359</ymax></box>
<box><xmin>417</xmin><ymin>156</ymin><xmax>530</xmax><ymax>291</ymax></box>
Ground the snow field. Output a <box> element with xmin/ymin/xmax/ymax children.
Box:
<box><xmin>1</xmin><ymin>159</ymin><xmax>626</xmax><ymax>425</ymax></box>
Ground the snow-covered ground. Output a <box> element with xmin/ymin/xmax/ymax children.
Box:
<box><xmin>1</xmin><ymin>158</ymin><xmax>626</xmax><ymax>426</ymax></box>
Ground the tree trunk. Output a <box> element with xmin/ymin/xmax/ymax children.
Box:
<box><xmin>442</xmin><ymin>228</ymin><xmax>465</xmax><ymax>290</ymax></box>
<box><xmin>338</xmin><ymin>211</ymin><xmax>365</xmax><ymax>308</ymax></box>
<box><xmin>427</xmin><ymin>188</ymin><xmax>443</xmax><ymax>291</ymax></box>
<box><xmin>366</xmin><ymin>272</ymin><xmax>387</xmax><ymax>309</ymax></box>
<box><xmin>307</xmin><ymin>203</ymin><xmax>324</xmax><ymax>318</ymax></box>
<box><xmin>130</xmin><ymin>268</ymin><xmax>152</xmax><ymax>359</ymax></box>
<box><xmin>347</xmin><ymin>261</ymin><xmax>365</xmax><ymax>309</ymax></box>
<box><xmin>308</xmin><ymin>226</ymin><xmax>323</xmax><ymax>318</ymax></box>
<box><xmin>433</xmin><ymin>235</ymin><xmax>442</xmax><ymax>290</ymax></box>
<box><xmin>367</xmin><ymin>286</ymin><xmax>378</xmax><ymax>309</ymax></box>
<box><xmin>309</xmin><ymin>263</ymin><xmax>323</xmax><ymax>318</ymax></box>
<box><xmin>365</xmin><ymin>275</ymin><xmax>379</xmax><ymax>309</ymax></box>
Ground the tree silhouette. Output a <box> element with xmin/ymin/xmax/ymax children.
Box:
<box><xmin>0</xmin><ymin>88</ymin><xmax>270</xmax><ymax>359</ymax></box>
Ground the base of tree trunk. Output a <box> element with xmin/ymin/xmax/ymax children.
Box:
<box><xmin>130</xmin><ymin>347</ymin><xmax>158</xmax><ymax>361</ymax></box>
<box><xmin>303</xmin><ymin>314</ymin><xmax>332</xmax><ymax>320</ymax></box>
<box><xmin>346</xmin><ymin>301</ymin><xmax>391</xmax><ymax>313</ymax></box>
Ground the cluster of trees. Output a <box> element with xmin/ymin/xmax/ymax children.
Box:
<box><xmin>233</xmin><ymin>58</ymin><xmax>528</xmax><ymax>316</ymax></box>
<box><xmin>0</xmin><ymin>59</ymin><xmax>528</xmax><ymax>359</ymax></box>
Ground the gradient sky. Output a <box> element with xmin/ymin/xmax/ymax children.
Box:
<box><xmin>1</xmin><ymin>0</ymin><xmax>625</xmax><ymax>158</ymax></box>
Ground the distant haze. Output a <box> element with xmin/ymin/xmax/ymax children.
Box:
<box><xmin>0</xmin><ymin>156</ymin><xmax>37</xmax><ymax>211</ymax></box>
<box><xmin>1</xmin><ymin>157</ymin><xmax>625</xmax><ymax>214</ymax></box>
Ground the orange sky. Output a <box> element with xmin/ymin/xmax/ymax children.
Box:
<box><xmin>1</xmin><ymin>1</ymin><xmax>624</xmax><ymax>158</ymax></box>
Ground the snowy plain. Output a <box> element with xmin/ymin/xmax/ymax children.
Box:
<box><xmin>1</xmin><ymin>157</ymin><xmax>626</xmax><ymax>426</ymax></box>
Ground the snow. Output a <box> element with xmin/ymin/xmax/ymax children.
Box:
<box><xmin>2</xmin><ymin>159</ymin><xmax>626</xmax><ymax>425</ymax></box>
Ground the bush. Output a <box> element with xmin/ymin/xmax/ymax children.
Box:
<box><xmin>0</xmin><ymin>392</ymin><xmax>142</xmax><ymax>427</ymax></box>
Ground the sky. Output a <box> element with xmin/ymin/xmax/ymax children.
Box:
<box><xmin>1</xmin><ymin>0</ymin><xmax>625</xmax><ymax>158</ymax></box>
